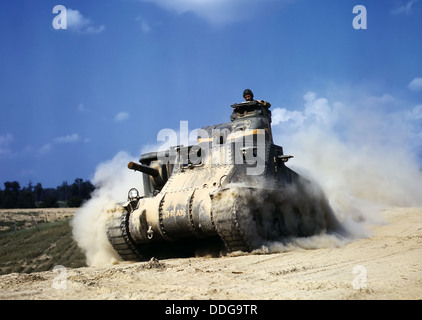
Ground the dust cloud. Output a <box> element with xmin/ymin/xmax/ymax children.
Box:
<box><xmin>271</xmin><ymin>91</ymin><xmax>422</xmax><ymax>244</ymax></box>
<box><xmin>71</xmin><ymin>151</ymin><xmax>142</xmax><ymax>266</ymax></box>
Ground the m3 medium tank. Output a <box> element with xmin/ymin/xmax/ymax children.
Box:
<box><xmin>106</xmin><ymin>100</ymin><xmax>340</xmax><ymax>261</ymax></box>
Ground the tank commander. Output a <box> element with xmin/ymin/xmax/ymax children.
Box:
<box><xmin>243</xmin><ymin>88</ymin><xmax>254</xmax><ymax>101</ymax></box>
<box><xmin>242</xmin><ymin>89</ymin><xmax>271</xmax><ymax>108</ymax></box>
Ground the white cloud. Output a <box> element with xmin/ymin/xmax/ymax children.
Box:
<box><xmin>140</xmin><ymin>0</ymin><xmax>291</xmax><ymax>25</ymax></box>
<box><xmin>38</xmin><ymin>143</ymin><xmax>52</xmax><ymax>155</ymax></box>
<box><xmin>77</xmin><ymin>103</ymin><xmax>90</xmax><ymax>113</ymax></box>
<box><xmin>66</xmin><ymin>8</ymin><xmax>105</xmax><ymax>34</ymax></box>
<box><xmin>136</xmin><ymin>16</ymin><xmax>152</xmax><ymax>33</ymax></box>
<box><xmin>390</xmin><ymin>0</ymin><xmax>419</xmax><ymax>15</ymax></box>
<box><xmin>115</xmin><ymin>112</ymin><xmax>130</xmax><ymax>122</ymax></box>
<box><xmin>140</xmin><ymin>21</ymin><xmax>151</xmax><ymax>33</ymax></box>
<box><xmin>54</xmin><ymin>133</ymin><xmax>80</xmax><ymax>143</ymax></box>
<box><xmin>362</xmin><ymin>93</ymin><xmax>396</xmax><ymax>106</ymax></box>
<box><xmin>0</xmin><ymin>133</ymin><xmax>13</xmax><ymax>156</ymax></box>
<box><xmin>409</xmin><ymin>104</ymin><xmax>422</xmax><ymax>119</ymax></box>
<box><xmin>303</xmin><ymin>92</ymin><xmax>334</xmax><ymax>126</ymax></box>
<box><xmin>271</xmin><ymin>107</ymin><xmax>304</xmax><ymax>126</ymax></box>
<box><xmin>32</xmin><ymin>133</ymin><xmax>81</xmax><ymax>155</ymax></box>
<box><xmin>408</xmin><ymin>77</ymin><xmax>422</xmax><ymax>91</ymax></box>
<box><xmin>271</xmin><ymin>92</ymin><xmax>335</xmax><ymax>128</ymax></box>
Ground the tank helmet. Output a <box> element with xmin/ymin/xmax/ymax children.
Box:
<box><xmin>243</xmin><ymin>89</ymin><xmax>254</xmax><ymax>99</ymax></box>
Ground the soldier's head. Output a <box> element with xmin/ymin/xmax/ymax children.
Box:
<box><xmin>243</xmin><ymin>89</ymin><xmax>254</xmax><ymax>101</ymax></box>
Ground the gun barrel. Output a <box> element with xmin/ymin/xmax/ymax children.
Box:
<box><xmin>128</xmin><ymin>162</ymin><xmax>159</xmax><ymax>177</ymax></box>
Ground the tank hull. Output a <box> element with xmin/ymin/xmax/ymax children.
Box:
<box><xmin>106</xmin><ymin>101</ymin><xmax>340</xmax><ymax>261</ymax></box>
<box><xmin>107</xmin><ymin>174</ymin><xmax>338</xmax><ymax>260</ymax></box>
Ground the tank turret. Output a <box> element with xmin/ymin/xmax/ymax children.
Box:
<box><xmin>106</xmin><ymin>100</ymin><xmax>340</xmax><ymax>261</ymax></box>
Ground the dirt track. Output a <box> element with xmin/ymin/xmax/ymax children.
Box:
<box><xmin>0</xmin><ymin>206</ymin><xmax>421</xmax><ymax>300</ymax></box>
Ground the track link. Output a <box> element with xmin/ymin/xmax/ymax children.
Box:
<box><xmin>213</xmin><ymin>202</ymin><xmax>252</xmax><ymax>253</ymax></box>
<box><xmin>106</xmin><ymin>209</ymin><xmax>142</xmax><ymax>261</ymax></box>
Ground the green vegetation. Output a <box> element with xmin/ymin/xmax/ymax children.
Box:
<box><xmin>0</xmin><ymin>217</ymin><xmax>87</xmax><ymax>275</ymax></box>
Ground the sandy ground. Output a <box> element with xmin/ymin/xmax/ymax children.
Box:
<box><xmin>0</xmin><ymin>206</ymin><xmax>421</xmax><ymax>300</ymax></box>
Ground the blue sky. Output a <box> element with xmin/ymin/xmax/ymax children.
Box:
<box><xmin>1</xmin><ymin>0</ymin><xmax>421</xmax><ymax>189</ymax></box>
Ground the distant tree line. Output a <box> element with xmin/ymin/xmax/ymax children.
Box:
<box><xmin>0</xmin><ymin>179</ymin><xmax>95</xmax><ymax>209</ymax></box>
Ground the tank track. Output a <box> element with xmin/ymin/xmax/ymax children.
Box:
<box><xmin>213</xmin><ymin>203</ymin><xmax>252</xmax><ymax>253</ymax></box>
<box><xmin>106</xmin><ymin>209</ymin><xmax>142</xmax><ymax>261</ymax></box>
